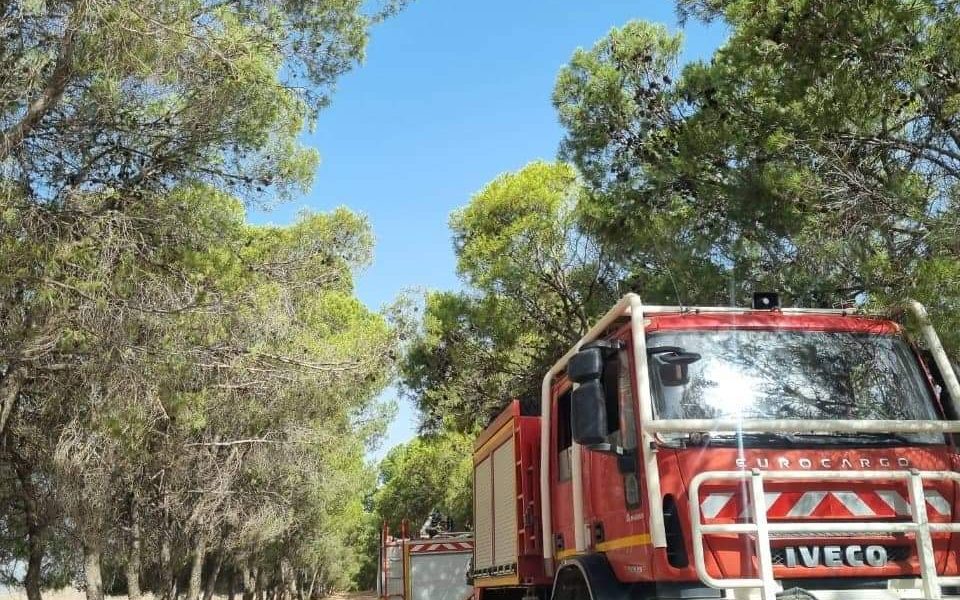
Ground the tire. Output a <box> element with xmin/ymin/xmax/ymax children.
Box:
<box><xmin>551</xmin><ymin>567</ymin><xmax>591</xmax><ymax>600</ymax></box>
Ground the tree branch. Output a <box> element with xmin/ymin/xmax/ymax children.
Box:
<box><xmin>0</xmin><ymin>365</ymin><xmax>25</xmax><ymax>437</ymax></box>
<box><xmin>184</xmin><ymin>439</ymin><xmax>283</xmax><ymax>448</ymax></box>
<box><xmin>0</xmin><ymin>4</ymin><xmax>84</xmax><ymax>162</ymax></box>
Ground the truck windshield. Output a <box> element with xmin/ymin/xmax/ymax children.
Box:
<box><xmin>647</xmin><ymin>330</ymin><xmax>942</xmax><ymax>445</ymax></box>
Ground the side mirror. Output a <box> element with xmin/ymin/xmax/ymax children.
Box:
<box><xmin>569</xmin><ymin>340</ymin><xmax>621</xmax><ymax>447</ymax></box>
<box><xmin>572</xmin><ymin>379</ymin><xmax>607</xmax><ymax>446</ymax></box>
<box><xmin>655</xmin><ymin>351</ymin><xmax>701</xmax><ymax>387</ymax></box>
<box><xmin>659</xmin><ymin>363</ymin><xmax>689</xmax><ymax>387</ymax></box>
<box><xmin>568</xmin><ymin>347</ymin><xmax>603</xmax><ymax>384</ymax></box>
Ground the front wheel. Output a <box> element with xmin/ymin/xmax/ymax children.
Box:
<box><xmin>551</xmin><ymin>567</ymin><xmax>591</xmax><ymax>600</ymax></box>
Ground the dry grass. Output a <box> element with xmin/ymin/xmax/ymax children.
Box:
<box><xmin>0</xmin><ymin>589</ymin><xmax>91</xmax><ymax>600</ymax></box>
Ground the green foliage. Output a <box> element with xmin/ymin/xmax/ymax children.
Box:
<box><xmin>554</xmin><ymin>3</ymin><xmax>960</xmax><ymax>353</ymax></box>
<box><xmin>0</xmin><ymin>0</ymin><xmax>408</xmax><ymax>596</ymax></box>
<box><xmin>453</xmin><ymin>161</ymin><xmax>579</xmax><ymax>291</ymax></box>
<box><xmin>374</xmin><ymin>432</ymin><xmax>474</xmax><ymax>532</ymax></box>
<box><xmin>402</xmin><ymin>292</ymin><xmax>539</xmax><ymax>432</ymax></box>
<box><xmin>402</xmin><ymin>162</ymin><xmax>619</xmax><ymax>431</ymax></box>
<box><xmin>0</xmin><ymin>181</ymin><xmax>398</xmax><ymax>590</ymax></box>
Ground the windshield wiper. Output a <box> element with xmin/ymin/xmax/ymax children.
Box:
<box><xmin>790</xmin><ymin>432</ymin><xmax>941</xmax><ymax>446</ymax></box>
<box><xmin>686</xmin><ymin>431</ymin><xmax>941</xmax><ymax>448</ymax></box>
<box><xmin>688</xmin><ymin>432</ymin><xmax>799</xmax><ymax>447</ymax></box>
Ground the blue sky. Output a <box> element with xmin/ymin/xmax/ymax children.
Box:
<box><xmin>253</xmin><ymin>1</ymin><xmax>727</xmax><ymax>459</ymax></box>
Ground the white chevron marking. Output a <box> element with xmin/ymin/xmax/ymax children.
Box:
<box><xmin>787</xmin><ymin>491</ymin><xmax>828</xmax><ymax>518</ymax></box>
<box><xmin>877</xmin><ymin>490</ymin><xmax>911</xmax><ymax>516</ymax></box>
<box><xmin>740</xmin><ymin>492</ymin><xmax>783</xmax><ymax>518</ymax></box>
<box><xmin>926</xmin><ymin>491</ymin><xmax>951</xmax><ymax>516</ymax></box>
<box><xmin>701</xmin><ymin>493</ymin><xmax>734</xmax><ymax>519</ymax></box>
<box><xmin>831</xmin><ymin>491</ymin><xmax>875</xmax><ymax>517</ymax></box>
<box><xmin>702</xmin><ymin>489</ymin><xmax>952</xmax><ymax>520</ymax></box>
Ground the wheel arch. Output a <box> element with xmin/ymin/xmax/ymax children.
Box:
<box><xmin>550</xmin><ymin>554</ymin><xmax>632</xmax><ymax>600</ymax></box>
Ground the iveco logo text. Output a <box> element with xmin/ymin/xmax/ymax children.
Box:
<box><xmin>785</xmin><ymin>545</ymin><xmax>888</xmax><ymax>568</ymax></box>
<box><xmin>735</xmin><ymin>457</ymin><xmax>912</xmax><ymax>470</ymax></box>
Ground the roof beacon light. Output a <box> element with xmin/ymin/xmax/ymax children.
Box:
<box><xmin>752</xmin><ymin>292</ymin><xmax>780</xmax><ymax>310</ymax></box>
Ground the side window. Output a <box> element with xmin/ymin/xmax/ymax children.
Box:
<box><xmin>557</xmin><ymin>389</ymin><xmax>572</xmax><ymax>482</ymax></box>
<box><xmin>602</xmin><ymin>352</ymin><xmax>621</xmax><ymax>437</ymax></box>
<box><xmin>618</xmin><ymin>349</ymin><xmax>638</xmax><ymax>451</ymax></box>
<box><xmin>617</xmin><ymin>348</ymin><xmax>642</xmax><ymax>508</ymax></box>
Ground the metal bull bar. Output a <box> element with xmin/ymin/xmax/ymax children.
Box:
<box><xmin>638</xmin><ymin>299</ymin><xmax>960</xmax><ymax>547</ymax></box>
<box><xmin>648</xmin><ymin>300</ymin><xmax>960</xmax><ymax>599</ymax></box>
<box><xmin>689</xmin><ymin>469</ymin><xmax>960</xmax><ymax>600</ymax></box>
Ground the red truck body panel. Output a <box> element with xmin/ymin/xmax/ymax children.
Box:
<box><xmin>472</xmin><ymin>401</ymin><xmax>551</xmax><ymax>590</ymax></box>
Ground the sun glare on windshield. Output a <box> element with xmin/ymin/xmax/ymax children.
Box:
<box><xmin>648</xmin><ymin>329</ymin><xmax>940</xmax><ymax>445</ymax></box>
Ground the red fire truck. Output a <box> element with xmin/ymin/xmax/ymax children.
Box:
<box><xmin>378</xmin><ymin>520</ymin><xmax>475</xmax><ymax>600</ymax></box>
<box><xmin>470</xmin><ymin>294</ymin><xmax>960</xmax><ymax>600</ymax></box>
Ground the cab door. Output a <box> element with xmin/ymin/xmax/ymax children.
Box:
<box><xmin>583</xmin><ymin>340</ymin><xmax>652</xmax><ymax>579</ymax></box>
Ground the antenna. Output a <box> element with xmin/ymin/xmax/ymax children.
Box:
<box><xmin>650</xmin><ymin>244</ymin><xmax>686</xmax><ymax>307</ymax></box>
<box><xmin>665</xmin><ymin>264</ymin><xmax>684</xmax><ymax>308</ymax></box>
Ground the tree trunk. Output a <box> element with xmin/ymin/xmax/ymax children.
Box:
<box><xmin>295</xmin><ymin>572</ymin><xmax>304</xmax><ymax>600</ymax></box>
<box><xmin>83</xmin><ymin>545</ymin><xmax>104</xmax><ymax>600</ymax></box>
<box><xmin>203</xmin><ymin>550</ymin><xmax>225</xmax><ymax>600</ymax></box>
<box><xmin>186</xmin><ymin>535</ymin><xmax>207</xmax><ymax>600</ymax></box>
<box><xmin>161</xmin><ymin>534</ymin><xmax>175</xmax><ymax>600</ymax></box>
<box><xmin>304</xmin><ymin>569</ymin><xmax>317</xmax><ymax>600</ymax></box>
<box><xmin>227</xmin><ymin>569</ymin><xmax>236</xmax><ymax>600</ymax></box>
<box><xmin>126</xmin><ymin>500</ymin><xmax>142</xmax><ymax>600</ymax></box>
<box><xmin>0</xmin><ymin>3</ymin><xmax>84</xmax><ymax>162</ymax></box>
<box><xmin>241</xmin><ymin>563</ymin><xmax>253</xmax><ymax>600</ymax></box>
<box><xmin>14</xmin><ymin>459</ymin><xmax>44</xmax><ymax>600</ymax></box>
<box><xmin>280</xmin><ymin>564</ymin><xmax>291</xmax><ymax>600</ymax></box>
<box><xmin>254</xmin><ymin>567</ymin><xmax>264</xmax><ymax>600</ymax></box>
<box><xmin>24</xmin><ymin>535</ymin><xmax>42</xmax><ymax>600</ymax></box>
<box><xmin>314</xmin><ymin>567</ymin><xmax>325</xmax><ymax>600</ymax></box>
<box><xmin>282</xmin><ymin>562</ymin><xmax>296</xmax><ymax>600</ymax></box>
